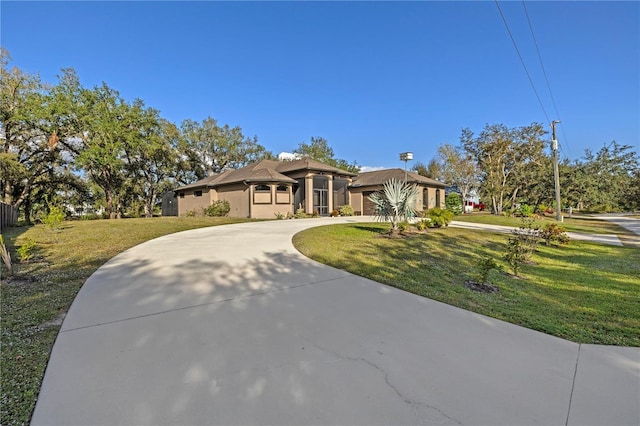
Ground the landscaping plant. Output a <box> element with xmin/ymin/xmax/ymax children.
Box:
<box><xmin>424</xmin><ymin>207</ymin><xmax>454</xmax><ymax>228</ymax></box>
<box><xmin>338</xmin><ymin>205</ymin><xmax>355</xmax><ymax>216</ymax></box>
<box><xmin>203</xmin><ymin>200</ymin><xmax>231</xmax><ymax>217</ymax></box>
<box><xmin>503</xmin><ymin>218</ymin><xmax>540</xmax><ymax>277</ymax></box>
<box><xmin>445</xmin><ymin>192</ymin><xmax>463</xmax><ymax>215</ymax></box>
<box><xmin>368</xmin><ymin>179</ymin><xmax>420</xmax><ymax>235</ymax></box>
<box><xmin>540</xmin><ymin>223</ymin><xmax>570</xmax><ymax>246</ymax></box>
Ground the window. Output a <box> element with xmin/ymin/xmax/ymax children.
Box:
<box><xmin>254</xmin><ymin>184</ymin><xmax>272</xmax><ymax>204</ymax></box>
<box><xmin>276</xmin><ymin>184</ymin><xmax>290</xmax><ymax>204</ymax></box>
<box><xmin>194</xmin><ymin>190</ymin><xmax>203</xmax><ymax>197</ymax></box>
<box><xmin>179</xmin><ymin>192</ymin><xmax>185</xmax><ymax>198</ymax></box>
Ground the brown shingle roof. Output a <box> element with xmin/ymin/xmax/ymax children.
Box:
<box><xmin>175</xmin><ymin>158</ymin><xmax>355</xmax><ymax>191</ymax></box>
<box><xmin>351</xmin><ymin>169</ymin><xmax>446</xmax><ymax>188</ymax></box>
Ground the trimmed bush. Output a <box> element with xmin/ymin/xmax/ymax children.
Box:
<box><xmin>204</xmin><ymin>200</ymin><xmax>231</xmax><ymax>217</ymax></box>
<box><xmin>424</xmin><ymin>207</ymin><xmax>454</xmax><ymax>227</ymax></box>
<box><xmin>338</xmin><ymin>205</ymin><xmax>355</xmax><ymax>216</ymax></box>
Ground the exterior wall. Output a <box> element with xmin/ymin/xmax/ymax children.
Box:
<box><xmin>217</xmin><ymin>184</ymin><xmax>250</xmax><ymax>218</ymax></box>
<box><xmin>349</xmin><ymin>184</ymin><xmax>445</xmax><ymax>216</ymax></box>
<box><xmin>249</xmin><ymin>183</ymin><xmax>294</xmax><ymax>219</ymax></box>
<box><xmin>177</xmin><ymin>188</ymin><xmax>214</xmax><ymax>216</ymax></box>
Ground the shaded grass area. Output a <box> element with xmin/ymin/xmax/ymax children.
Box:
<box><xmin>453</xmin><ymin>212</ymin><xmax>632</xmax><ymax>235</ymax></box>
<box><xmin>0</xmin><ymin>217</ymin><xmax>254</xmax><ymax>425</ymax></box>
<box><xmin>293</xmin><ymin>223</ymin><xmax>640</xmax><ymax>347</ymax></box>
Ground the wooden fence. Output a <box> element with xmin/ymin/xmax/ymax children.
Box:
<box><xmin>1</xmin><ymin>202</ymin><xmax>18</xmax><ymax>232</ymax></box>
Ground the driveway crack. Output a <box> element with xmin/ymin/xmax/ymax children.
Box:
<box><xmin>565</xmin><ymin>343</ymin><xmax>582</xmax><ymax>426</ymax></box>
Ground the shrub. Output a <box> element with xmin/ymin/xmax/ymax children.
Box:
<box><xmin>294</xmin><ymin>208</ymin><xmax>311</xmax><ymax>219</ymax></box>
<box><xmin>398</xmin><ymin>221</ymin><xmax>409</xmax><ymax>233</ymax></box>
<box><xmin>445</xmin><ymin>193</ymin><xmax>463</xmax><ymax>215</ymax></box>
<box><xmin>424</xmin><ymin>207</ymin><xmax>454</xmax><ymax>227</ymax></box>
<box><xmin>186</xmin><ymin>209</ymin><xmax>199</xmax><ymax>217</ymax></box>
<box><xmin>503</xmin><ymin>218</ymin><xmax>540</xmax><ymax>277</ymax></box>
<box><xmin>43</xmin><ymin>206</ymin><xmax>66</xmax><ymax>231</ymax></box>
<box><xmin>204</xmin><ymin>200</ymin><xmax>230</xmax><ymax>217</ymax></box>
<box><xmin>536</xmin><ymin>204</ymin><xmax>549</xmax><ymax>215</ymax></box>
<box><xmin>330</xmin><ymin>209</ymin><xmax>340</xmax><ymax>217</ymax></box>
<box><xmin>415</xmin><ymin>219</ymin><xmax>429</xmax><ymax>231</ymax></box>
<box><xmin>518</xmin><ymin>204</ymin><xmax>534</xmax><ymax>217</ymax></box>
<box><xmin>338</xmin><ymin>205</ymin><xmax>355</xmax><ymax>216</ymax></box>
<box><xmin>475</xmin><ymin>255</ymin><xmax>501</xmax><ymax>284</ymax></box>
<box><xmin>540</xmin><ymin>223</ymin><xmax>570</xmax><ymax>246</ymax></box>
<box><xmin>17</xmin><ymin>238</ymin><xmax>37</xmax><ymax>262</ymax></box>
<box><xmin>274</xmin><ymin>212</ymin><xmax>286</xmax><ymax>220</ymax></box>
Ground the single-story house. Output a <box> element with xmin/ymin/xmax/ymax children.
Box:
<box><xmin>175</xmin><ymin>158</ymin><xmax>356</xmax><ymax>218</ymax></box>
<box><xmin>349</xmin><ymin>169</ymin><xmax>446</xmax><ymax>216</ymax></box>
<box><xmin>173</xmin><ymin>159</ymin><xmax>446</xmax><ymax>218</ymax></box>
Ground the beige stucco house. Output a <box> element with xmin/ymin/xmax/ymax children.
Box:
<box><xmin>175</xmin><ymin>160</ymin><xmax>446</xmax><ymax>219</ymax></box>
<box><xmin>175</xmin><ymin>159</ymin><xmax>356</xmax><ymax>218</ymax></box>
<box><xmin>349</xmin><ymin>169</ymin><xmax>446</xmax><ymax>216</ymax></box>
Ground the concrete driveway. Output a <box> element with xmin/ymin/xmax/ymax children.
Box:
<box><xmin>32</xmin><ymin>218</ymin><xmax>639</xmax><ymax>425</ymax></box>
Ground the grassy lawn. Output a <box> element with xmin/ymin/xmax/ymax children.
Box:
<box><xmin>0</xmin><ymin>217</ymin><xmax>255</xmax><ymax>425</ymax></box>
<box><xmin>452</xmin><ymin>212</ymin><xmax>633</xmax><ymax>235</ymax></box>
<box><xmin>293</xmin><ymin>223</ymin><xmax>640</xmax><ymax>347</ymax></box>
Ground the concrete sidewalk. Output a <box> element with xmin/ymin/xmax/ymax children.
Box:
<box><xmin>449</xmin><ymin>221</ymin><xmax>627</xmax><ymax>246</ymax></box>
<box><xmin>32</xmin><ymin>218</ymin><xmax>639</xmax><ymax>425</ymax></box>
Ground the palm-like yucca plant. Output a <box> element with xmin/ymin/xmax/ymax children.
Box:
<box><xmin>368</xmin><ymin>179</ymin><xmax>420</xmax><ymax>235</ymax></box>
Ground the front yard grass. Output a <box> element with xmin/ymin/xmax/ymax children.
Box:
<box><xmin>293</xmin><ymin>223</ymin><xmax>640</xmax><ymax>347</ymax></box>
<box><xmin>1</xmin><ymin>217</ymin><xmax>254</xmax><ymax>425</ymax></box>
<box><xmin>453</xmin><ymin>212</ymin><xmax>632</xmax><ymax>235</ymax></box>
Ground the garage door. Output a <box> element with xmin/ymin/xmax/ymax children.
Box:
<box><xmin>363</xmin><ymin>191</ymin><xmax>377</xmax><ymax>216</ymax></box>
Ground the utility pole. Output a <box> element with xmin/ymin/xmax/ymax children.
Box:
<box><xmin>551</xmin><ymin>120</ymin><xmax>562</xmax><ymax>222</ymax></box>
<box><xmin>399</xmin><ymin>152</ymin><xmax>413</xmax><ymax>183</ymax></box>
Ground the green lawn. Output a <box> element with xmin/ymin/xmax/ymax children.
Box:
<box><xmin>452</xmin><ymin>212</ymin><xmax>632</xmax><ymax>235</ymax></box>
<box><xmin>0</xmin><ymin>217</ymin><xmax>255</xmax><ymax>425</ymax></box>
<box><xmin>293</xmin><ymin>223</ymin><xmax>640</xmax><ymax>347</ymax></box>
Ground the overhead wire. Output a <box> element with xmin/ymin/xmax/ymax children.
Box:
<box><xmin>521</xmin><ymin>1</ymin><xmax>573</xmax><ymax>158</ymax></box>
<box><xmin>494</xmin><ymin>0</ymin><xmax>551</xmax><ymax>125</ymax></box>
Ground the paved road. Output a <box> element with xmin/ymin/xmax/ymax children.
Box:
<box><xmin>32</xmin><ymin>218</ymin><xmax>639</xmax><ymax>425</ymax></box>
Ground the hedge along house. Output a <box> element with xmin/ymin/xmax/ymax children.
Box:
<box><xmin>175</xmin><ymin>158</ymin><xmax>357</xmax><ymax>218</ymax></box>
<box><xmin>349</xmin><ymin>169</ymin><xmax>447</xmax><ymax>216</ymax></box>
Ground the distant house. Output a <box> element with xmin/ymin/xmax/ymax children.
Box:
<box><xmin>174</xmin><ymin>160</ymin><xmax>447</xmax><ymax>218</ymax></box>
<box><xmin>174</xmin><ymin>158</ymin><xmax>356</xmax><ymax>218</ymax></box>
<box><xmin>350</xmin><ymin>169</ymin><xmax>446</xmax><ymax>216</ymax></box>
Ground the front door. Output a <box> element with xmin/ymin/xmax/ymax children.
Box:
<box><xmin>313</xmin><ymin>188</ymin><xmax>328</xmax><ymax>216</ymax></box>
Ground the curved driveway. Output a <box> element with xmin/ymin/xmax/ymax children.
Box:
<box><xmin>32</xmin><ymin>218</ymin><xmax>639</xmax><ymax>425</ymax></box>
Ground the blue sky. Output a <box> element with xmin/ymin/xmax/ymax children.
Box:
<box><xmin>2</xmin><ymin>1</ymin><xmax>638</xmax><ymax>170</ymax></box>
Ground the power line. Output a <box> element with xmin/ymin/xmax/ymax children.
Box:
<box><xmin>494</xmin><ymin>0</ymin><xmax>551</xmax><ymax>124</ymax></box>
<box><xmin>522</xmin><ymin>1</ymin><xmax>573</xmax><ymax>158</ymax></box>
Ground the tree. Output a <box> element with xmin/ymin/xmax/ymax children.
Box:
<box><xmin>368</xmin><ymin>179</ymin><xmax>420</xmax><ymax>235</ymax></box>
<box><xmin>1</xmin><ymin>50</ymin><xmax>81</xmax><ymax>223</ymax></box>
<box><xmin>437</xmin><ymin>143</ymin><xmax>479</xmax><ymax>214</ymax></box>
<box><xmin>122</xmin><ymin>105</ymin><xmax>178</xmax><ymax>217</ymax></box>
<box><xmin>293</xmin><ymin>137</ymin><xmax>360</xmax><ymax>173</ymax></box>
<box><xmin>413</xmin><ymin>159</ymin><xmax>441</xmax><ymax>180</ymax></box>
<box><xmin>461</xmin><ymin>123</ymin><xmax>546</xmax><ymax>215</ymax></box>
<box><xmin>180</xmin><ymin>117</ymin><xmax>271</xmax><ymax>179</ymax></box>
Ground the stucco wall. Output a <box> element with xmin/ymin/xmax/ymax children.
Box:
<box><xmin>218</xmin><ymin>184</ymin><xmax>250</xmax><ymax>218</ymax></box>
<box><xmin>177</xmin><ymin>188</ymin><xmax>214</xmax><ymax>216</ymax></box>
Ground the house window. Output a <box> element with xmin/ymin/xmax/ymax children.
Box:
<box><xmin>254</xmin><ymin>184</ymin><xmax>272</xmax><ymax>204</ymax></box>
<box><xmin>276</xmin><ymin>184</ymin><xmax>290</xmax><ymax>204</ymax></box>
<box><xmin>194</xmin><ymin>190</ymin><xmax>203</xmax><ymax>197</ymax></box>
<box><xmin>179</xmin><ymin>192</ymin><xmax>185</xmax><ymax>198</ymax></box>
<box><xmin>423</xmin><ymin>189</ymin><xmax>428</xmax><ymax>210</ymax></box>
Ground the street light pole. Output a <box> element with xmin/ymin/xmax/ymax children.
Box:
<box><xmin>551</xmin><ymin>120</ymin><xmax>562</xmax><ymax>222</ymax></box>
